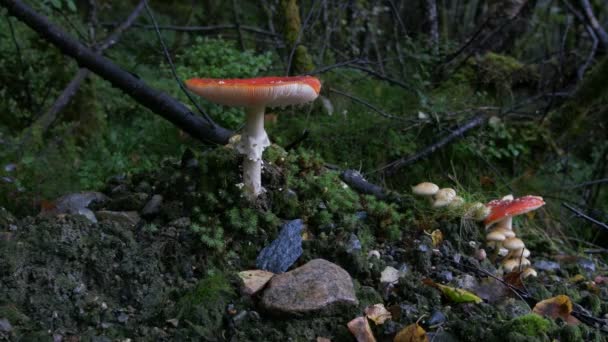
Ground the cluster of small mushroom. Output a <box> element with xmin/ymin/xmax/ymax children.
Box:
<box><xmin>483</xmin><ymin>194</ymin><xmax>545</xmax><ymax>278</ymax></box>
<box><xmin>412</xmin><ymin>182</ymin><xmax>546</xmax><ymax>278</ymax></box>
<box><xmin>411</xmin><ymin>182</ymin><xmax>489</xmax><ymax>220</ymax></box>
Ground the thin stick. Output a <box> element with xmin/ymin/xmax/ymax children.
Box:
<box><xmin>562</xmin><ymin>203</ymin><xmax>608</xmax><ymax>231</ymax></box>
<box><xmin>143</xmin><ymin>1</ymin><xmax>214</xmax><ymax>127</ymax></box>
<box><xmin>329</xmin><ymin>88</ymin><xmax>411</xmax><ymax>121</ymax></box>
<box><xmin>377</xmin><ymin>114</ymin><xmax>487</xmax><ymax>175</ymax></box>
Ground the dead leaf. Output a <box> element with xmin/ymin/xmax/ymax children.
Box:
<box><xmin>422</xmin><ymin>279</ymin><xmax>483</xmax><ymax>304</ymax></box>
<box><xmin>394</xmin><ymin>323</ymin><xmax>429</xmax><ymax>342</ymax></box>
<box><xmin>431</xmin><ymin>229</ymin><xmax>443</xmax><ymax>247</ymax></box>
<box><xmin>569</xmin><ymin>274</ymin><xmax>585</xmax><ymax>283</ymax></box>
<box><xmin>347</xmin><ymin>316</ymin><xmax>376</xmax><ymax>342</ymax></box>
<box><xmin>532</xmin><ymin>295</ymin><xmax>580</xmax><ymax>325</ymax></box>
<box><xmin>503</xmin><ymin>270</ymin><xmax>524</xmax><ymax>289</ymax></box>
<box><xmin>238</xmin><ymin>270</ymin><xmax>274</xmax><ymax>296</ymax></box>
<box><xmin>365</xmin><ymin>304</ymin><xmax>392</xmax><ymax>325</ymax></box>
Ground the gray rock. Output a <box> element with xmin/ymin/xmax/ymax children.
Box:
<box><xmin>578</xmin><ymin>258</ymin><xmax>596</xmax><ymax>272</ymax></box>
<box><xmin>0</xmin><ymin>318</ymin><xmax>11</xmax><ymax>332</ymax></box>
<box><xmin>438</xmin><ymin>270</ymin><xmax>453</xmax><ymax>283</ymax></box>
<box><xmin>534</xmin><ymin>260</ymin><xmax>560</xmax><ymax>272</ymax></box>
<box><xmin>141</xmin><ymin>194</ymin><xmax>163</xmax><ymax>218</ymax></box>
<box><xmin>345</xmin><ymin>234</ymin><xmax>362</xmax><ymax>254</ymax></box>
<box><xmin>260</xmin><ymin>259</ymin><xmax>358</xmax><ymax>316</ymax></box>
<box><xmin>256</xmin><ymin>219</ymin><xmax>303</xmax><ymax>273</ymax></box>
<box><xmin>96</xmin><ymin>211</ymin><xmax>140</xmax><ymax>227</ymax></box>
<box><xmin>428</xmin><ymin>310</ymin><xmax>447</xmax><ymax>326</ymax></box>
<box><xmin>43</xmin><ymin>192</ymin><xmax>109</xmax><ymax>223</ymax></box>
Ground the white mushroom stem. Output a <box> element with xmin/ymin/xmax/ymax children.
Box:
<box><xmin>237</xmin><ymin>106</ymin><xmax>271</xmax><ymax>198</ymax></box>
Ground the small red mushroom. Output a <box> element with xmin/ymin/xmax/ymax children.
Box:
<box><xmin>484</xmin><ymin>195</ymin><xmax>545</xmax><ymax>229</ymax></box>
<box><xmin>186</xmin><ymin>76</ymin><xmax>321</xmax><ymax>199</ymax></box>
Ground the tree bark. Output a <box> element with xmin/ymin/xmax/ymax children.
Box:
<box><xmin>0</xmin><ymin>0</ymin><xmax>233</xmax><ymax>145</ymax></box>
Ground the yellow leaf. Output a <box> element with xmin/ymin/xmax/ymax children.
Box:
<box><xmin>394</xmin><ymin>323</ymin><xmax>429</xmax><ymax>342</ymax></box>
<box><xmin>431</xmin><ymin>229</ymin><xmax>443</xmax><ymax>247</ymax></box>
<box><xmin>422</xmin><ymin>279</ymin><xmax>483</xmax><ymax>303</ymax></box>
<box><xmin>532</xmin><ymin>295</ymin><xmax>580</xmax><ymax>325</ymax></box>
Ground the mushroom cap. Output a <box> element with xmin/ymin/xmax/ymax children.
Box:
<box><xmin>448</xmin><ymin>196</ymin><xmax>465</xmax><ymax>208</ymax></box>
<box><xmin>507</xmin><ymin>248</ymin><xmax>530</xmax><ymax>259</ymax></box>
<box><xmin>522</xmin><ymin>268</ymin><xmax>538</xmax><ymax>278</ymax></box>
<box><xmin>433</xmin><ymin>188</ymin><xmax>457</xmax><ymax>207</ymax></box>
<box><xmin>484</xmin><ymin>195</ymin><xmax>545</xmax><ymax>228</ymax></box>
<box><xmin>491</xmin><ymin>228</ymin><xmax>515</xmax><ymax>238</ymax></box>
<box><xmin>502</xmin><ymin>259</ymin><xmax>520</xmax><ymax>272</ymax></box>
<box><xmin>486</xmin><ymin>231</ymin><xmax>506</xmax><ymax>242</ymax></box>
<box><xmin>412</xmin><ymin>182</ymin><xmax>439</xmax><ymax>196</ymax></box>
<box><xmin>503</xmin><ymin>237</ymin><xmax>525</xmax><ymax>250</ymax></box>
<box><xmin>185</xmin><ymin>76</ymin><xmax>321</xmax><ymax>107</ymax></box>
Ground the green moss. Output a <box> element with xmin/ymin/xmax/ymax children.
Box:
<box><xmin>470</xmin><ymin>52</ymin><xmax>539</xmax><ymax>101</ymax></box>
<box><xmin>280</xmin><ymin>0</ymin><xmax>315</xmax><ymax>73</ymax></box>
<box><xmin>503</xmin><ymin>313</ymin><xmax>552</xmax><ymax>338</ymax></box>
<box><xmin>176</xmin><ymin>271</ymin><xmax>236</xmax><ymax>339</ymax></box>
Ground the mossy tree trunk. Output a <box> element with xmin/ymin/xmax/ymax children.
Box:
<box><xmin>280</xmin><ymin>0</ymin><xmax>315</xmax><ymax>75</ymax></box>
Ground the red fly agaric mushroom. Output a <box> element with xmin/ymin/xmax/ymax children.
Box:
<box><xmin>185</xmin><ymin>76</ymin><xmax>321</xmax><ymax>199</ymax></box>
<box><xmin>484</xmin><ymin>195</ymin><xmax>545</xmax><ymax>230</ymax></box>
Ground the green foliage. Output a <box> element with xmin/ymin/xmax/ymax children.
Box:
<box><xmin>361</xmin><ymin>195</ymin><xmax>405</xmax><ymax>241</ymax></box>
<box><xmin>502</xmin><ymin>313</ymin><xmax>553</xmax><ymax>338</ymax></box>
<box><xmin>175</xmin><ymin>37</ymin><xmax>273</xmax><ymax>127</ymax></box>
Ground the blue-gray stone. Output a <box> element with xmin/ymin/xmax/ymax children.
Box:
<box><xmin>345</xmin><ymin>234</ymin><xmax>362</xmax><ymax>254</ymax></box>
<box><xmin>256</xmin><ymin>219</ymin><xmax>304</xmax><ymax>273</ymax></box>
<box><xmin>578</xmin><ymin>258</ymin><xmax>596</xmax><ymax>272</ymax></box>
<box><xmin>534</xmin><ymin>260</ymin><xmax>561</xmax><ymax>272</ymax></box>
<box><xmin>355</xmin><ymin>211</ymin><xmax>368</xmax><ymax>221</ymax></box>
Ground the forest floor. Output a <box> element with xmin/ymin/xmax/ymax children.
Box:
<box><xmin>1</xmin><ymin>146</ymin><xmax>607</xmax><ymax>342</ymax></box>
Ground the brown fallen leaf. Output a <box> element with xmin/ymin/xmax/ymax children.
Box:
<box><xmin>365</xmin><ymin>304</ymin><xmax>392</xmax><ymax>325</ymax></box>
<box><xmin>237</xmin><ymin>270</ymin><xmax>274</xmax><ymax>296</ymax></box>
<box><xmin>503</xmin><ymin>270</ymin><xmax>524</xmax><ymax>289</ymax></box>
<box><xmin>394</xmin><ymin>323</ymin><xmax>429</xmax><ymax>342</ymax></box>
<box><xmin>532</xmin><ymin>295</ymin><xmax>580</xmax><ymax>325</ymax></box>
<box><xmin>347</xmin><ymin>316</ymin><xmax>376</xmax><ymax>342</ymax></box>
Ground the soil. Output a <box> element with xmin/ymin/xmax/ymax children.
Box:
<box><xmin>1</xmin><ymin>147</ymin><xmax>607</xmax><ymax>341</ymax></box>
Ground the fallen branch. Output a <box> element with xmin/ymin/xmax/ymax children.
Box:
<box><xmin>377</xmin><ymin>114</ymin><xmax>488</xmax><ymax>175</ymax></box>
<box><xmin>1</xmin><ymin>0</ymin><xmax>233</xmax><ymax>145</ymax></box>
<box><xmin>340</xmin><ymin>169</ymin><xmax>389</xmax><ymax>200</ymax></box>
<box><xmin>562</xmin><ymin>203</ymin><xmax>608</xmax><ymax>232</ymax></box>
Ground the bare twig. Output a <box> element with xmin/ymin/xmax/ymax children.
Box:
<box><xmin>6</xmin><ymin>15</ymin><xmax>36</xmax><ymax>113</ymax></box>
<box><xmin>376</xmin><ymin>114</ymin><xmax>488</xmax><ymax>175</ymax></box>
<box><xmin>143</xmin><ymin>1</ymin><xmax>215</xmax><ymax>127</ymax></box>
<box><xmin>285</xmin><ymin>0</ymin><xmax>319</xmax><ymax>75</ymax></box>
<box><xmin>563</xmin><ymin>178</ymin><xmax>608</xmax><ymax>189</ymax></box>
<box><xmin>562</xmin><ymin>203</ymin><xmax>608</xmax><ymax>231</ymax></box>
<box><xmin>18</xmin><ymin>0</ymin><xmax>147</xmax><ymax>151</ymax></box>
<box><xmin>101</xmin><ymin>22</ymin><xmax>280</xmax><ymax>37</ymax></box>
<box><xmin>329</xmin><ymin>88</ymin><xmax>410</xmax><ymax>121</ymax></box>
<box><xmin>231</xmin><ymin>0</ymin><xmax>245</xmax><ymax>50</ymax></box>
<box><xmin>579</xmin><ymin>0</ymin><xmax>608</xmax><ymax>48</ymax></box>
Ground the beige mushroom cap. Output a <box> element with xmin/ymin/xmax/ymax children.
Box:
<box><xmin>491</xmin><ymin>228</ymin><xmax>515</xmax><ymax>238</ymax></box>
<box><xmin>433</xmin><ymin>188</ymin><xmax>457</xmax><ymax>207</ymax></box>
<box><xmin>486</xmin><ymin>231</ymin><xmax>506</xmax><ymax>242</ymax></box>
<box><xmin>412</xmin><ymin>182</ymin><xmax>439</xmax><ymax>196</ymax></box>
<box><xmin>449</xmin><ymin>196</ymin><xmax>465</xmax><ymax>208</ymax></box>
<box><xmin>503</xmin><ymin>237</ymin><xmax>525</xmax><ymax>250</ymax></box>
<box><xmin>502</xmin><ymin>259</ymin><xmax>521</xmax><ymax>272</ymax></box>
<box><xmin>507</xmin><ymin>248</ymin><xmax>530</xmax><ymax>259</ymax></box>
<box><xmin>522</xmin><ymin>268</ymin><xmax>538</xmax><ymax>278</ymax></box>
